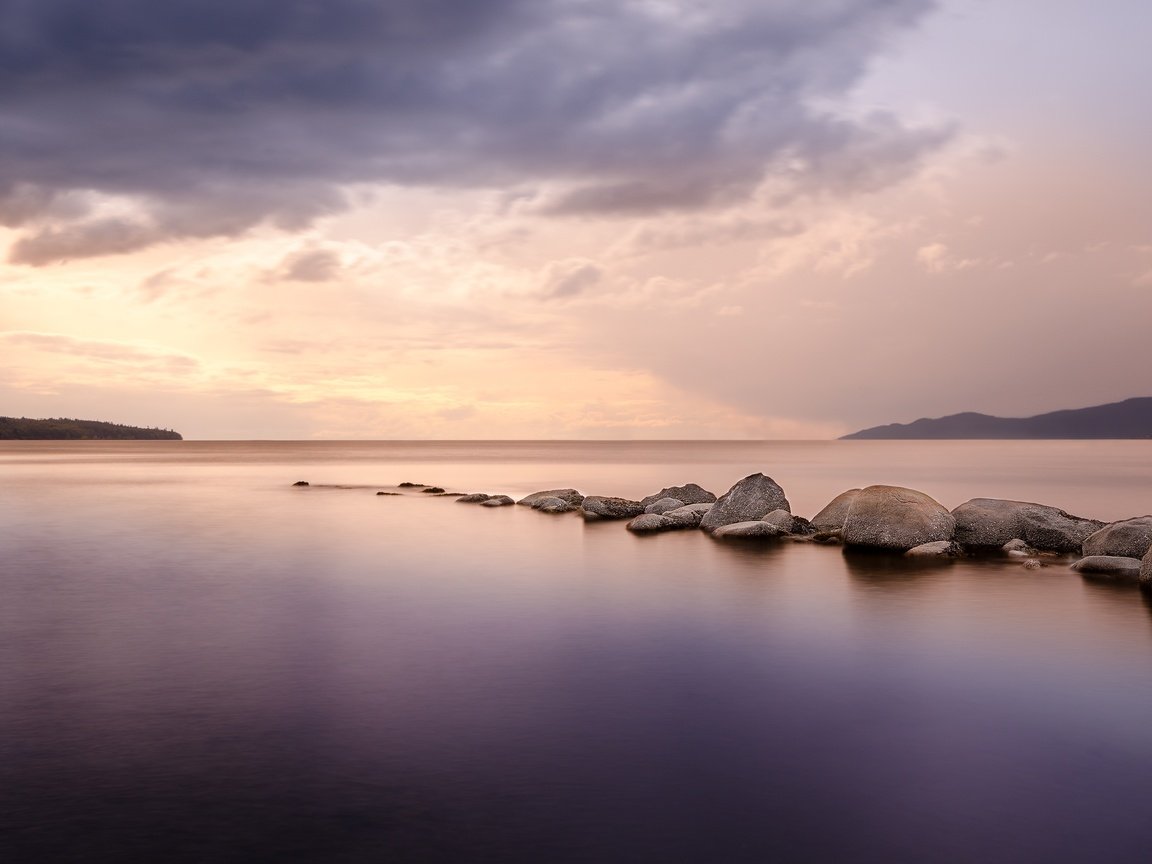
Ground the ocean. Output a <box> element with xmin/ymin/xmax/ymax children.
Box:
<box><xmin>2</xmin><ymin>440</ymin><xmax>1151</xmax><ymax>862</ymax></box>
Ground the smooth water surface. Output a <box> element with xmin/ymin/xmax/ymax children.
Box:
<box><xmin>2</xmin><ymin>440</ymin><xmax>1151</xmax><ymax>862</ymax></box>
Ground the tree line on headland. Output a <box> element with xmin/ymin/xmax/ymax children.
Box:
<box><xmin>0</xmin><ymin>417</ymin><xmax>183</xmax><ymax>440</ymax></box>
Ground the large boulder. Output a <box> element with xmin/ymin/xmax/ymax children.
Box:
<box><xmin>519</xmin><ymin>489</ymin><xmax>585</xmax><ymax>508</ymax></box>
<box><xmin>640</xmin><ymin>484</ymin><xmax>717</xmax><ymax>508</ymax></box>
<box><xmin>952</xmin><ymin>498</ymin><xmax>1105</xmax><ymax>553</ymax></box>
<box><xmin>580</xmin><ymin>496</ymin><xmax>645</xmax><ymax>521</ymax></box>
<box><xmin>1082</xmin><ymin>516</ymin><xmax>1152</xmax><ymax>559</ymax></box>
<box><xmin>644</xmin><ymin>497</ymin><xmax>685</xmax><ymax>515</ymax></box>
<box><xmin>699</xmin><ymin>474</ymin><xmax>790</xmax><ymax>534</ymax></box>
<box><xmin>663</xmin><ymin>503</ymin><xmax>713</xmax><ymax>529</ymax></box>
<box><xmin>841</xmin><ymin>485</ymin><xmax>955</xmax><ymax>551</ymax></box>
<box><xmin>810</xmin><ymin>489</ymin><xmax>861</xmax><ymax>531</ymax></box>
<box><xmin>713</xmin><ymin>521</ymin><xmax>787</xmax><ymax>539</ymax></box>
<box><xmin>1071</xmin><ymin>556</ymin><xmax>1143</xmax><ymax>583</ymax></box>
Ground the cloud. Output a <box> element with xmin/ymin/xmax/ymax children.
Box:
<box><xmin>279</xmin><ymin>247</ymin><xmax>343</xmax><ymax>282</ymax></box>
<box><xmin>1</xmin><ymin>0</ymin><xmax>945</xmax><ymax>263</ymax></box>
<box><xmin>542</xmin><ymin>259</ymin><xmax>603</xmax><ymax>299</ymax></box>
<box><xmin>1</xmin><ymin>330</ymin><xmax>201</xmax><ymax>374</ymax></box>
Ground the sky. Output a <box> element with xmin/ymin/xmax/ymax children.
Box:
<box><xmin>2</xmin><ymin>0</ymin><xmax>1150</xmax><ymax>439</ymax></box>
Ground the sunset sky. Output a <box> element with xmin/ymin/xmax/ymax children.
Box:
<box><xmin>2</xmin><ymin>0</ymin><xmax>1150</xmax><ymax>439</ymax></box>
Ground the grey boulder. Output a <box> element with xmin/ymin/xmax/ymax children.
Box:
<box><xmin>519</xmin><ymin>489</ymin><xmax>585</xmax><ymax>508</ymax></box>
<box><xmin>699</xmin><ymin>473</ymin><xmax>790</xmax><ymax>534</ymax></box>
<box><xmin>713</xmin><ymin>521</ymin><xmax>787</xmax><ymax>539</ymax></box>
<box><xmin>644</xmin><ymin>497</ymin><xmax>685</xmax><ymax>515</ymax></box>
<box><xmin>1082</xmin><ymin>516</ymin><xmax>1152</xmax><ymax>559</ymax></box>
<box><xmin>640</xmin><ymin>484</ymin><xmax>717</xmax><ymax>508</ymax></box>
<box><xmin>480</xmin><ymin>495</ymin><xmax>515</xmax><ymax>507</ymax></box>
<box><xmin>842</xmin><ymin>485</ymin><xmax>955</xmax><ymax>551</ymax></box>
<box><xmin>581</xmin><ymin>496</ymin><xmax>645</xmax><ymax>521</ymax></box>
<box><xmin>810</xmin><ymin>489</ymin><xmax>861</xmax><ymax>531</ymax></box>
<box><xmin>952</xmin><ymin>498</ymin><xmax>1105</xmax><ymax>552</ymax></box>
<box><xmin>626</xmin><ymin>514</ymin><xmax>675</xmax><ymax>533</ymax></box>
<box><xmin>663</xmin><ymin>503</ymin><xmax>714</xmax><ymax>528</ymax></box>
<box><xmin>1071</xmin><ymin>555</ymin><xmax>1143</xmax><ymax>582</ymax></box>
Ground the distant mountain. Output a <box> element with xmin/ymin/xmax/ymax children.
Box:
<box><xmin>0</xmin><ymin>417</ymin><xmax>183</xmax><ymax>440</ymax></box>
<box><xmin>842</xmin><ymin>397</ymin><xmax>1152</xmax><ymax>440</ymax></box>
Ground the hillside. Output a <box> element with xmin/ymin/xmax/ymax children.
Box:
<box><xmin>842</xmin><ymin>397</ymin><xmax>1152</xmax><ymax>440</ymax></box>
<box><xmin>0</xmin><ymin>417</ymin><xmax>183</xmax><ymax>440</ymax></box>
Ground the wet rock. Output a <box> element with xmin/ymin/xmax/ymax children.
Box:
<box><xmin>580</xmin><ymin>496</ymin><xmax>645</xmax><ymax>521</ymax></box>
<box><xmin>699</xmin><ymin>474</ymin><xmax>790</xmax><ymax>534</ymax></box>
<box><xmin>480</xmin><ymin>495</ymin><xmax>515</xmax><ymax>507</ymax></box>
<box><xmin>663</xmin><ymin>503</ymin><xmax>714</xmax><ymax>528</ymax></box>
<box><xmin>810</xmin><ymin>489</ymin><xmax>861</xmax><ymax>531</ymax></box>
<box><xmin>292</xmin><ymin>481</ymin><xmax>310</xmax><ymax>487</ymax></box>
<box><xmin>1071</xmin><ymin>555</ymin><xmax>1143</xmax><ymax>582</ymax></box>
<box><xmin>713</xmin><ymin>520</ymin><xmax>787</xmax><ymax>539</ymax></box>
<box><xmin>519</xmin><ymin>489</ymin><xmax>585</xmax><ymax>508</ymax></box>
<box><xmin>640</xmin><ymin>484</ymin><xmax>717</xmax><ymax>508</ymax></box>
<box><xmin>398</xmin><ymin>482</ymin><xmax>425</xmax><ymax>488</ymax></box>
<box><xmin>537</xmin><ymin>497</ymin><xmax>576</xmax><ymax>514</ymax></box>
<box><xmin>421</xmin><ymin>487</ymin><xmax>446</xmax><ymax>494</ymax></box>
<box><xmin>841</xmin><ymin>485</ymin><xmax>955</xmax><ymax>551</ymax></box>
<box><xmin>376</xmin><ymin>491</ymin><xmax>401</xmax><ymax>496</ymax></box>
<box><xmin>627</xmin><ymin>514</ymin><xmax>675</xmax><ymax>533</ymax></box>
<box><xmin>456</xmin><ymin>493</ymin><xmax>492</xmax><ymax>503</ymax></box>
<box><xmin>1082</xmin><ymin>516</ymin><xmax>1152</xmax><ymax>560</ymax></box>
<box><xmin>905</xmin><ymin>541</ymin><xmax>960</xmax><ymax>558</ymax></box>
<box><xmin>952</xmin><ymin>498</ymin><xmax>1105</xmax><ymax>552</ymax></box>
<box><xmin>644</xmin><ymin>497</ymin><xmax>685</xmax><ymax>515</ymax></box>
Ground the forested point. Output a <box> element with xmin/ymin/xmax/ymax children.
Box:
<box><xmin>0</xmin><ymin>417</ymin><xmax>183</xmax><ymax>440</ymax></box>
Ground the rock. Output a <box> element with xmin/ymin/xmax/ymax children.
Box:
<box><xmin>1071</xmin><ymin>555</ymin><xmax>1143</xmax><ymax>582</ymax></box>
<box><xmin>376</xmin><ymin>491</ymin><xmax>401</xmax><ymax>496</ymax></box>
<box><xmin>421</xmin><ymin>486</ymin><xmax>446</xmax><ymax>494</ymax></box>
<box><xmin>810</xmin><ymin>489</ymin><xmax>861</xmax><ymax>531</ymax></box>
<box><xmin>291</xmin><ymin>480</ymin><xmax>310</xmax><ymax>487</ymax></box>
<box><xmin>1001</xmin><ymin>539</ymin><xmax>1032</xmax><ymax>554</ymax></box>
<box><xmin>640</xmin><ymin>484</ymin><xmax>717</xmax><ymax>508</ymax></box>
<box><xmin>1022</xmin><ymin>559</ymin><xmax>1044</xmax><ymax>571</ymax></box>
<box><xmin>699</xmin><ymin>474</ymin><xmax>790</xmax><ymax>534</ymax></box>
<box><xmin>480</xmin><ymin>495</ymin><xmax>515</xmax><ymax>507</ymax></box>
<box><xmin>537</xmin><ymin>497</ymin><xmax>576</xmax><ymax>514</ymax></box>
<box><xmin>456</xmin><ymin>493</ymin><xmax>492</xmax><ymax>503</ymax></box>
<box><xmin>1142</xmin><ymin>547</ymin><xmax>1152</xmax><ymax>588</ymax></box>
<box><xmin>904</xmin><ymin>541</ymin><xmax>960</xmax><ymax>558</ymax></box>
<box><xmin>519</xmin><ymin>489</ymin><xmax>585</xmax><ymax>508</ymax></box>
<box><xmin>841</xmin><ymin>485</ymin><xmax>955</xmax><ymax>551</ymax></box>
<box><xmin>580</xmin><ymin>496</ymin><xmax>645</xmax><ymax>521</ymax></box>
<box><xmin>713</xmin><ymin>521</ymin><xmax>787</xmax><ymax>539</ymax></box>
<box><xmin>952</xmin><ymin>498</ymin><xmax>1105</xmax><ymax>552</ymax></box>
<box><xmin>644</xmin><ymin>497</ymin><xmax>685</xmax><ymax>515</ymax></box>
<box><xmin>627</xmin><ymin>514</ymin><xmax>675</xmax><ymax>533</ymax></box>
<box><xmin>811</xmin><ymin>531</ymin><xmax>843</xmax><ymax>545</ymax></box>
<box><xmin>663</xmin><ymin>503</ymin><xmax>714</xmax><ymax>528</ymax></box>
<box><xmin>763</xmin><ymin>508</ymin><xmax>810</xmax><ymax>534</ymax></box>
<box><xmin>398</xmin><ymin>482</ymin><xmax>425</xmax><ymax>488</ymax></box>
<box><xmin>1082</xmin><ymin>516</ymin><xmax>1152</xmax><ymax>559</ymax></box>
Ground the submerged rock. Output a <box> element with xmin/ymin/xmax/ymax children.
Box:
<box><xmin>627</xmin><ymin>514</ymin><xmax>675</xmax><ymax>533</ymax></box>
<box><xmin>841</xmin><ymin>485</ymin><xmax>955</xmax><ymax>551</ymax></box>
<box><xmin>376</xmin><ymin>491</ymin><xmax>401</xmax><ymax>496</ymax></box>
<box><xmin>1071</xmin><ymin>555</ymin><xmax>1143</xmax><ymax>582</ymax></box>
<box><xmin>421</xmin><ymin>487</ymin><xmax>446</xmax><ymax>494</ymax></box>
<box><xmin>480</xmin><ymin>495</ymin><xmax>515</xmax><ymax>507</ymax></box>
<box><xmin>810</xmin><ymin>489</ymin><xmax>861</xmax><ymax>531</ymax></box>
<box><xmin>644</xmin><ymin>497</ymin><xmax>685</xmax><ymax>515</ymax></box>
<box><xmin>291</xmin><ymin>480</ymin><xmax>310</xmax><ymax>487</ymax></box>
<box><xmin>699</xmin><ymin>474</ymin><xmax>790</xmax><ymax>534</ymax></box>
<box><xmin>952</xmin><ymin>498</ymin><xmax>1105</xmax><ymax>552</ymax></box>
<box><xmin>580</xmin><ymin>496</ymin><xmax>645</xmax><ymax>521</ymax></box>
<box><xmin>398</xmin><ymin>482</ymin><xmax>425</xmax><ymax>488</ymax></box>
<box><xmin>1082</xmin><ymin>516</ymin><xmax>1152</xmax><ymax>560</ymax></box>
<box><xmin>456</xmin><ymin>493</ymin><xmax>493</xmax><ymax>503</ymax></box>
<box><xmin>640</xmin><ymin>484</ymin><xmax>717</xmax><ymax>508</ymax></box>
<box><xmin>713</xmin><ymin>520</ymin><xmax>787</xmax><ymax>539</ymax></box>
<box><xmin>904</xmin><ymin>541</ymin><xmax>960</xmax><ymax>558</ymax></box>
<box><xmin>519</xmin><ymin>489</ymin><xmax>585</xmax><ymax>508</ymax></box>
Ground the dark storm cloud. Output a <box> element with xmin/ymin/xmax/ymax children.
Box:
<box><xmin>0</xmin><ymin>0</ymin><xmax>942</xmax><ymax>263</ymax></box>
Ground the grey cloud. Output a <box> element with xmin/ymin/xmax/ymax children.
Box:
<box><xmin>544</xmin><ymin>260</ymin><xmax>604</xmax><ymax>299</ymax></box>
<box><xmin>280</xmin><ymin>248</ymin><xmax>343</xmax><ymax>282</ymax></box>
<box><xmin>2</xmin><ymin>0</ymin><xmax>943</xmax><ymax>263</ymax></box>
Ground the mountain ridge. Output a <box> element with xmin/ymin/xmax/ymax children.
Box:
<box><xmin>842</xmin><ymin>397</ymin><xmax>1152</xmax><ymax>440</ymax></box>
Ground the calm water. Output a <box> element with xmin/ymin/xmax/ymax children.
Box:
<box><xmin>2</xmin><ymin>440</ymin><xmax>1151</xmax><ymax>863</ymax></box>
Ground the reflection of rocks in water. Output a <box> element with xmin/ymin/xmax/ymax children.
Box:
<box><xmin>841</xmin><ymin>545</ymin><xmax>955</xmax><ymax>584</ymax></box>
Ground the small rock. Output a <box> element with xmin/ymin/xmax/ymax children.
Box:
<box><xmin>1001</xmin><ymin>539</ymin><xmax>1033</xmax><ymax>554</ymax></box>
<box><xmin>904</xmin><ymin>541</ymin><xmax>960</xmax><ymax>558</ymax></box>
<box><xmin>700</xmin><ymin>474</ymin><xmax>790</xmax><ymax>533</ymax></box>
<box><xmin>1070</xmin><ymin>555</ymin><xmax>1143</xmax><ymax>582</ymax></box>
<box><xmin>292</xmin><ymin>481</ymin><xmax>310</xmax><ymax>487</ymax></box>
<box><xmin>1022</xmin><ymin>559</ymin><xmax>1044</xmax><ymax>570</ymax></box>
<box><xmin>580</xmin><ymin>496</ymin><xmax>645</xmax><ymax>521</ymax></box>
<box><xmin>376</xmin><ymin>491</ymin><xmax>401</xmax><ymax>496</ymax></box>
<box><xmin>640</xmin><ymin>484</ymin><xmax>717</xmax><ymax>508</ymax></box>
<box><xmin>398</xmin><ymin>482</ymin><xmax>425</xmax><ymax>488</ymax></box>
<box><xmin>537</xmin><ymin>498</ymin><xmax>576</xmax><ymax>514</ymax></box>
<box><xmin>456</xmin><ymin>493</ymin><xmax>492</xmax><ymax>503</ymax></box>
<box><xmin>519</xmin><ymin>489</ymin><xmax>585</xmax><ymax>508</ymax></box>
<box><xmin>421</xmin><ymin>487</ymin><xmax>446</xmax><ymax>494</ymax></box>
<box><xmin>713</xmin><ymin>521</ymin><xmax>786</xmax><ymax>539</ymax></box>
<box><xmin>761</xmin><ymin>509</ymin><xmax>797</xmax><ymax>533</ymax></box>
<box><xmin>663</xmin><ymin>503</ymin><xmax>714</xmax><ymax>528</ymax></box>
<box><xmin>810</xmin><ymin>489</ymin><xmax>861</xmax><ymax>531</ymax></box>
<box><xmin>480</xmin><ymin>495</ymin><xmax>515</xmax><ymax>507</ymax></box>
<box><xmin>644</xmin><ymin>497</ymin><xmax>685</xmax><ymax>515</ymax></box>
<box><xmin>627</xmin><ymin>514</ymin><xmax>675</xmax><ymax>533</ymax></box>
